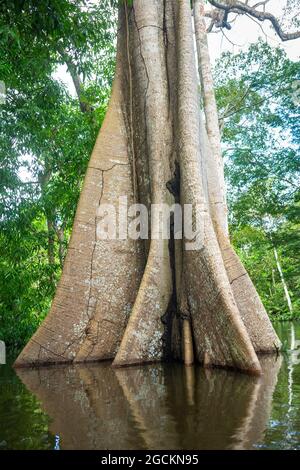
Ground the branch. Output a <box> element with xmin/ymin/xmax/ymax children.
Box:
<box><xmin>207</xmin><ymin>19</ymin><xmax>215</xmax><ymax>32</ymax></box>
<box><xmin>207</xmin><ymin>0</ymin><xmax>300</xmax><ymax>41</ymax></box>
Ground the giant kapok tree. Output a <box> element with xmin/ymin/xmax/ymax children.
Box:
<box><xmin>15</xmin><ymin>0</ymin><xmax>300</xmax><ymax>373</ymax></box>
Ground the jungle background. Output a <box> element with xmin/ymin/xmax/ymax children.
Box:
<box><xmin>0</xmin><ymin>0</ymin><xmax>299</xmax><ymax>350</ymax></box>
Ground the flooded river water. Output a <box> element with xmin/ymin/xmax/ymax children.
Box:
<box><xmin>0</xmin><ymin>322</ymin><xmax>299</xmax><ymax>450</ymax></box>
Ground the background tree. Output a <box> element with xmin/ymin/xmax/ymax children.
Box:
<box><xmin>0</xmin><ymin>0</ymin><xmax>116</xmax><ymax>348</ymax></box>
<box><xmin>214</xmin><ymin>41</ymin><xmax>300</xmax><ymax>319</ymax></box>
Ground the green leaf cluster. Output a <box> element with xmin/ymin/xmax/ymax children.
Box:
<box><xmin>215</xmin><ymin>41</ymin><xmax>300</xmax><ymax>320</ymax></box>
<box><xmin>0</xmin><ymin>0</ymin><xmax>117</xmax><ymax>349</ymax></box>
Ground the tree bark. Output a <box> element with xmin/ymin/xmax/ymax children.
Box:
<box><xmin>113</xmin><ymin>0</ymin><xmax>174</xmax><ymax>367</ymax></box>
<box><xmin>15</xmin><ymin>0</ymin><xmax>280</xmax><ymax>373</ymax></box>
<box><xmin>194</xmin><ymin>0</ymin><xmax>280</xmax><ymax>353</ymax></box>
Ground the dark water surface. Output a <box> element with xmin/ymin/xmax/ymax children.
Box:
<box><xmin>0</xmin><ymin>322</ymin><xmax>300</xmax><ymax>450</ymax></box>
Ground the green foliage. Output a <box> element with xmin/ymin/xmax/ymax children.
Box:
<box><xmin>0</xmin><ymin>360</ymin><xmax>54</xmax><ymax>449</ymax></box>
<box><xmin>215</xmin><ymin>41</ymin><xmax>300</xmax><ymax>320</ymax></box>
<box><xmin>0</xmin><ymin>0</ymin><xmax>117</xmax><ymax>349</ymax></box>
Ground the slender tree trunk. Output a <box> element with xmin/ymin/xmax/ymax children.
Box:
<box><xmin>272</xmin><ymin>269</ymin><xmax>276</xmax><ymax>289</ymax></box>
<box><xmin>46</xmin><ymin>218</ymin><xmax>55</xmax><ymax>271</ymax></box>
<box><xmin>55</xmin><ymin>224</ymin><xmax>66</xmax><ymax>269</ymax></box>
<box><xmin>15</xmin><ymin>0</ymin><xmax>280</xmax><ymax>373</ymax></box>
<box><xmin>38</xmin><ymin>169</ymin><xmax>56</xmax><ymax>283</ymax></box>
<box><xmin>273</xmin><ymin>246</ymin><xmax>293</xmax><ymax>314</ymax></box>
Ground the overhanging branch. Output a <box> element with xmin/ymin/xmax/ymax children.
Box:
<box><xmin>207</xmin><ymin>0</ymin><xmax>300</xmax><ymax>41</ymax></box>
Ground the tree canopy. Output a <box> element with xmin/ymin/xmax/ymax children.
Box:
<box><xmin>215</xmin><ymin>41</ymin><xmax>300</xmax><ymax>319</ymax></box>
<box><xmin>0</xmin><ymin>0</ymin><xmax>116</xmax><ymax>348</ymax></box>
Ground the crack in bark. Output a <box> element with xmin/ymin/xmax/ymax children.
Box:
<box><xmin>32</xmin><ymin>339</ymin><xmax>66</xmax><ymax>360</ymax></box>
<box><xmin>59</xmin><ymin>163</ymin><xmax>118</xmax><ymax>361</ymax></box>
<box><xmin>230</xmin><ymin>272</ymin><xmax>247</xmax><ymax>284</ymax></box>
<box><xmin>85</xmin><ymin>170</ymin><xmax>104</xmax><ymax>322</ymax></box>
<box><xmin>40</xmin><ymin>324</ymin><xmax>56</xmax><ymax>335</ymax></box>
<box><xmin>83</xmin><ymin>320</ymin><xmax>99</xmax><ymax>359</ymax></box>
<box><xmin>137</xmin><ymin>24</ymin><xmax>164</xmax><ymax>32</ymax></box>
<box><xmin>60</xmin><ymin>330</ymin><xmax>86</xmax><ymax>358</ymax></box>
<box><xmin>76</xmin><ymin>157</ymin><xmax>127</xmax><ymax>360</ymax></box>
<box><xmin>89</xmin><ymin>162</ymin><xmax>128</xmax><ymax>172</ymax></box>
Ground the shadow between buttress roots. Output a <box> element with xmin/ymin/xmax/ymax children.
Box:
<box><xmin>16</xmin><ymin>355</ymin><xmax>282</xmax><ymax>450</ymax></box>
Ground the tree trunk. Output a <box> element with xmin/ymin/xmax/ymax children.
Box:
<box><xmin>273</xmin><ymin>246</ymin><xmax>293</xmax><ymax>314</ymax></box>
<box><xmin>14</xmin><ymin>0</ymin><xmax>280</xmax><ymax>374</ymax></box>
<box><xmin>55</xmin><ymin>224</ymin><xmax>66</xmax><ymax>269</ymax></box>
<box><xmin>38</xmin><ymin>169</ymin><xmax>56</xmax><ymax>284</ymax></box>
<box><xmin>46</xmin><ymin>218</ymin><xmax>55</xmax><ymax>280</ymax></box>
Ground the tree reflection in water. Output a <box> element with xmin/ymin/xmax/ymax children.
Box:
<box><xmin>16</xmin><ymin>355</ymin><xmax>282</xmax><ymax>450</ymax></box>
